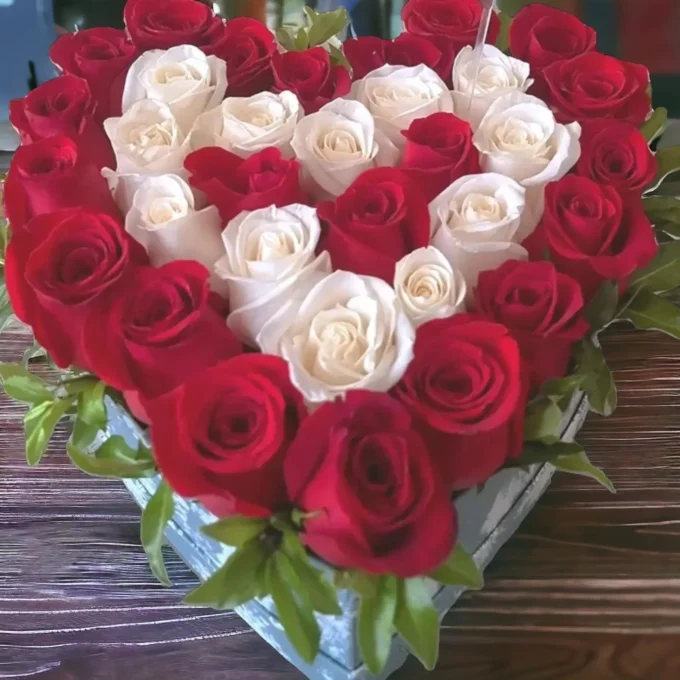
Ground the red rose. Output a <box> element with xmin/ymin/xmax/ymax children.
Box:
<box><xmin>402</xmin><ymin>0</ymin><xmax>499</xmax><ymax>54</ymax></box>
<box><xmin>83</xmin><ymin>261</ymin><xmax>241</xmax><ymax>399</ymax></box>
<box><xmin>9</xmin><ymin>76</ymin><xmax>115</xmax><ymax>171</ymax></box>
<box><xmin>575</xmin><ymin>119</ymin><xmax>657</xmax><ymax>197</ymax></box>
<box><xmin>4</xmin><ymin>209</ymin><xmax>147</xmax><ymax>369</ymax></box>
<box><xmin>147</xmin><ymin>354</ymin><xmax>306</xmax><ymax>518</ymax></box>
<box><xmin>4</xmin><ymin>137</ymin><xmax>119</xmax><ymax>231</ymax></box>
<box><xmin>344</xmin><ymin>34</ymin><xmax>452</xmax><ymax>85</ymax></box>
<box><xmin>400</xmin><ymin>112</ymin><xmax>481</xmax><ymax>202</ymax></box>
<box><xmin>285</xmin><ymin>391</ymin><xmax>456</xmax><ymax>578</ymax></box>
<box><xmin>184</xmin><ymin>146</ymin><xmax>307</xmax><ymax>226</ymax></box>
<box><xmin>124</xmin><ymin>0</ymin><xmax>225</xmax><ymax>52</ymax></box>
<box><xmin>317</xmin><ymin>168</ymin><xmax>430</xmax><ymax>282</ymax></box>
<box><xmin>544</xmin><ymin>53</ymin><xmax>651</xmax><ymax>125</ymax></box>
<box><xmin>393</xmin><ymin>314</ymin><xmax>525</xmax><ymax>491</ymax></box>
<box><xmin>475</xmin><ymin>260</ymin><xmax>589</xmax><ymax>390</ymax></box>
<box><xmin>509</xmin><ymin>5</ymin><xmax>596</xmax><ymax>73</ymax></box>
<box><xmin>213</xmin><ymin>18</ymin><xmax>276</xmax><ymax>97</ymax></box>
<box><xmin>49</xmin><ymin>28</ymin><xmax>139</xmax><ymax>122</ymax></box>
<box><xmin>524</xmin><ymin>176</ymin><xmax>658</xmax><ymax>300</ymax></box>
<box><xmin>272</xmin><ymin>47</ymin><xmax>351</xmax><ymax>114</ymax></box>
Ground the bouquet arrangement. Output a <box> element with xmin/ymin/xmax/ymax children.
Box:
<box><xmin>3</xmin><ymin>0</ymin><xmax>680</xmax><ymax>674</ymax></box>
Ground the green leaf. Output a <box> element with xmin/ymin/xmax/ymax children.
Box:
<box><xmin>641</xmin><ymin>107</ymin><xmax>668</xmax><ymax>144</ymax></box>
<box><xmin>96</xmin><ymin>435</ymin><xmax>154</xmax><ymax>465</ymax></box>
<box><xmin>495</xmin><ymin>11</ymin><xmax>512</xmax><ymax>52</ymax></box>
<box><xmin>293</xmin><ymin>28</ymin><xmax>310</xmax><ymax>51</ymax></box>
<box><xmin>71</xmin><ymin>417</ymin><xmax>102</xmax><ymax>449</ymax></box>
<box><xmin>307</xmin><ymin>8</ymin><xmax>349</xmax><ymax>47</ymax></box>
<box><xmin>0</xmin><ymin>219</ymin><xmax>9</xmax><ymax>266</ymax></box>
<box><xmin>629</xmin><ymin>241</ymin><xmax>680</xmax><ymax>293</ymax></box>
<box><xmin>429</xmin><ymin>544</ymin><xmax>483</xmax><ymax>589</ymax></box>
<box><xmin>184</xmin><ymin>541</ymin><xmax>268</xmax><ymax>609</ymax></box>
<box><xmin>140</xmin><ymin>480</ymin><xmax>175</xmax><ymax>586</ymax></box>
<box><xmin>0</xmin><ymin>363</ymin><xmax>47</xmax><ymax>383</ymax></box>
<box><xmin>66</xmin><ymin>440</ymin><xmax>156</xmax><ymax>478</ymax></box>
<box><xmin>275</xmin><ymin>27</ymin><xmax>296</xmax><ymax>52</ymax></box>
<box><xmin>3</xmin><ymin>375</ymin><xmax>53</xmax><ymax>404</ymax></box>
<box><xmin>394</xmin><ymin>578</ymin><xmax>440</xmax><ymax>671</ymax></box>
<box><xmin>21</xmin><ymin>339</ymin><xmax>46</xmax><ymax>366</ymax></box>
<box><xmin>575</xmin><ymin>338</ymin><xmax>617</xmax><ymax>417</ymax></box>
<box><xmin>619</xmin><ymin>288</ymin><xmax>680</xmax><ymax>340</ymax></box>
<box><xmin>267</xmin><ymin>554</ymin><xmax>321</xmax><ymax>664</ymax></box>
<box><xmin>0</xmin><ymin>283</ymin><xmax>13</xmax><ymax>336</ymax></box>
<box><xmin>284</xmin><ymin>552</ymin><xmax>342</xmax><ymax>616</ymax></box>
<box><xmin>334</xmin><ymin>569</ymin><xmax>378</xmax><ymax>598</ymax></box>
<box><xmin>539</xmin><ymin>375</ymin><xmax>584</xmax><ymax>408</ymax></box>
<box><xmin>584</xmin><ymin>281</ymin><xmax>619</xmax><ymax>332</ymax></box>
<box><xmin>524</xmin><ymin>397</ymin><xmax>563</xmax><ymax>443</ymax></box>
<box><xmin>201</xmin><ymin>516</ymin><xmax>268</xmax><ymax>548</ymax></box>
<box><xmin>25</xmin><ymin>397</ymin><xmax>75</xmax><ymax>466</ymax></box>
<box><xmin>644</xmin><ymin>195</ymin><xmax>680</xmax><ymax>234</ymax></box>
<box><xmin>358</xmin><ymin>576</ymin><xmax>398</xmax><ymax>675</ymax></box>
<box><xmin>553</xmin><ymin>450</ymin><xmax>615</xmax><ymax>493</ymax></box>
<box><xmin>647</xmin><ymin>146</ymin><xmax>680</xmax><ymax>193</ymax></box>
<box><xmin>328</xmin><ymin>43</ymin><xmax>351</xmax><ymax>72</ymax></box>
<box><xmin>516</xmin><ymin>440</ymin><xmax>585</xmax><ymax>466</ymax></box>
<box><xmin>77</xmin><ymin>380</ymin><xmax>107</xmax><ymax>426</ymax></box>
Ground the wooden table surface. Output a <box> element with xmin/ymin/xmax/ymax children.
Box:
<box><xmin>2</xmin><ymin>319</ymin><xmax>680</xmax><ymax>680</ymax></box>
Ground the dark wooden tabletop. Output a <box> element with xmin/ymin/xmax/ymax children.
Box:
<box><xmin>2</xmin><ymin>319</ymin><xmax>680</xmax><ymax>680</ymax></box>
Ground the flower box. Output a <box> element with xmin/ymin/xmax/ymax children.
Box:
<box><xmin>115</xmin><ymin>392</ymin><xmax>588</xmax><ymax>680</ymax></box>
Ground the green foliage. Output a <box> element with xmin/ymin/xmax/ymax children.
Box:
<box><xmin>495</xmin><ymin>11</ymin><xmax>512</xmax><ymax>52</ymax></box>
<box><xmin>67</xmin><ymin>436</ymin><xmax>156</xmax><ymax>478</ymax></box>
<box><xmin>647</xmin><ymin>146</ymin><xmax>680</xmax><ymax>193</ymax></box>
<box><xmin>516</xmin><ymin>441</ymin><xmax>615</xmax><ymax>492</ymax></box>
<box><xmin>429</xmin><ymin>544</ymin><xmax>484</xmax><ymax>589</ymax></box>
<box><xmin>575</xmin><ymin>338</ymin><xmax>617</xmax><ymax>417</ymax></box>
<box><xmin>524</xmin><ymin>397</ymin><xmax>563</xmax><ymax>443</ymax></box>
<box><xmin>644</xmin><ymin>195</ymin><xmax>680</xmax><ymax>239</ymax></box>
<box><xmin>629</xmin><ymin>241</ymin><xmax>680</xmax><ymax>293</ymax></box>
<box><xmin>141</xmin><ymin>480</ymin><xmax>175</xmax><ymax>586</ymax></box>
<box><xmin>358</xmin><ymin>576</ymin><xmax>398</xmax><ymax>675</ymax></box>
<box><xmin>25</xmin><ymin>397</ymin><xmax>76</xmax><ymax>466</ymax></box>
<box><xmin>641</xmin><ymin>107</ymin><xmax>668</xmax><ymax>144</ymax></box>
<box><xmin>267</xmin><ymin>553</ymin><xmax>321</xmax><ymax>664</ymax></box>
<box><xmin>394</xmin><ymin>578</ymin><xmax>439</xmax><ymax>671</ymax></box>
<box><xmin>584</xmin><ymin>281</ymin><xmax>619</xmax><ymax>332</ymax></box>
<box><xmin>184</xmin><ymin>541</ymin><xmax>269</xmax><ymax>609</ymax></box>
<box><xmin>304</xmin><ymin>6</ymin><xmax>349</xmax><ymax>48</ymax></box>
<box><xmin>201</xmin><ymin>516</ymin><xmax>269</xmax><ymax>548</ymax></box>
<box><xmin>619</xmin><ymin>288</ymin><xmax>680</xmax><ymax>341</ymax></box>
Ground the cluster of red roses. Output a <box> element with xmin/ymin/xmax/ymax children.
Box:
<box><xmin>2</xmin><ymin>0</ymin><xmax>661</xmax><ymax>578</ymax></box>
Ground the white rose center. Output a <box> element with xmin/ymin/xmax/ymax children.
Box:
<box><xmin>224</xmin><ymin>99</ymin><xmax>286</xmax><ymax>130</ymax></box>
<box><xmin>492</xmin><ymin>117</ymin><xmax>550</xmax><ymax>157</ymax></box>
<box><xmin>407</xmin><ymin>266</ymin><xmax>451</xmax><ymax>306</ymax></box>
<box><xmin>370</xmin><ymin>82</ymin><xmax>432</xmax><ymax>111</ymax></box>
<box><xmin>145</xmin><ymin>196</ymin><xmax>189</xmax><ymax>225</ymax></box>
<box><xmin>256</xmin><ymin>231</ymin><xmax>296</xmax><ymax>262</ymax></box>
<box><xmin>454</xmin><ymin>193</ymin><xmax>503</xmax><ymax>226</ymax></box>
<box><xmin>317</xmin><ymin>125</ymin><xmax>365</xmax><ymax>161</ymax></box>
<box><xmin>304</xmin><ymin>302</ymin><xmax>377</xmax><ymax>384</ymax></box>
<box><xmin>127</xmin><ymin>120</ymin><xmax>175</xmax><ymax>149</ymax></box>
<box><xmin>152</xmin><ymin>62</ymin><xmax>205</xmax><ymax>87</ymax></box>
<box><xmin>476</xmin><ymin>63</ymin><xmax>516</xmax><ymax>92</ymax></box>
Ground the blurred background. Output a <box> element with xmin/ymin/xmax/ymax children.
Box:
<box><xmin>1</xmin><ymin>0</ymin><xmax>679</xmax><ymax>129</ymax></box>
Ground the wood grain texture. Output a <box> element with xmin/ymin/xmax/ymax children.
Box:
<box><xmin>2</xmin><ymin>321</ymin><xmax>680</xmax><ymax>680</ymax></box>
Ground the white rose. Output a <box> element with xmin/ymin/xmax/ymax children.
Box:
<box><xmin>125</xmin><ymin>174</ymin><xmax>226</xmax><ymax>294</ymax></box>
<box><xmin>190</xmin><ymin>91</ymin><xmax>301</xmax><ymax>158</ymax></box>
<box><xmin>474</xmin><ymin>92</ymin><xmax>581</xmax><ymax>239</ymax></box>
<box><xmin>394</xmin><ymin>247</ymin><xmax>466</xmax><ymax>327</ymax></box>
<box><xmin>430</xmin><ymin>173</ymin><xmax>528</xmax><ymax>288</ymax></box>
<box><xmin>216</xmin><ymin>204</ymin><xmax>332</xmax><ymax>346</ymax></box>
<box><xmin>452</xmin><ymin>45</ymin><xmax>532</xmax><ymax>130</ymax></box>
<box><xmin>259</xmin><ymin>270</ymin><xmax>415</xmax><ymax>404</ymax></box>
<box><xmin>291</xmin><ymin>99</ymin><xmax>399</xmax><ymax>199</ymax></box>
<box><xmin>122</xmin><ymin>45</ymin><xmax>227</xmax><ymax>135</ymax></box>
<box><xmin>103</xmin><ymin>99</ymin><xmax>191</xmax><ymax>213</ymax></box>
<box><xmin>350</xmin><ymin>64</ymin><xmax>454</xmax><ymax>148</ymax></box>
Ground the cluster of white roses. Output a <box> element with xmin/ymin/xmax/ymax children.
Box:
<box><xmin>101</xmin><ymin>42</ymin><xmax>582</xmax><ymax>406</ymax></box>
